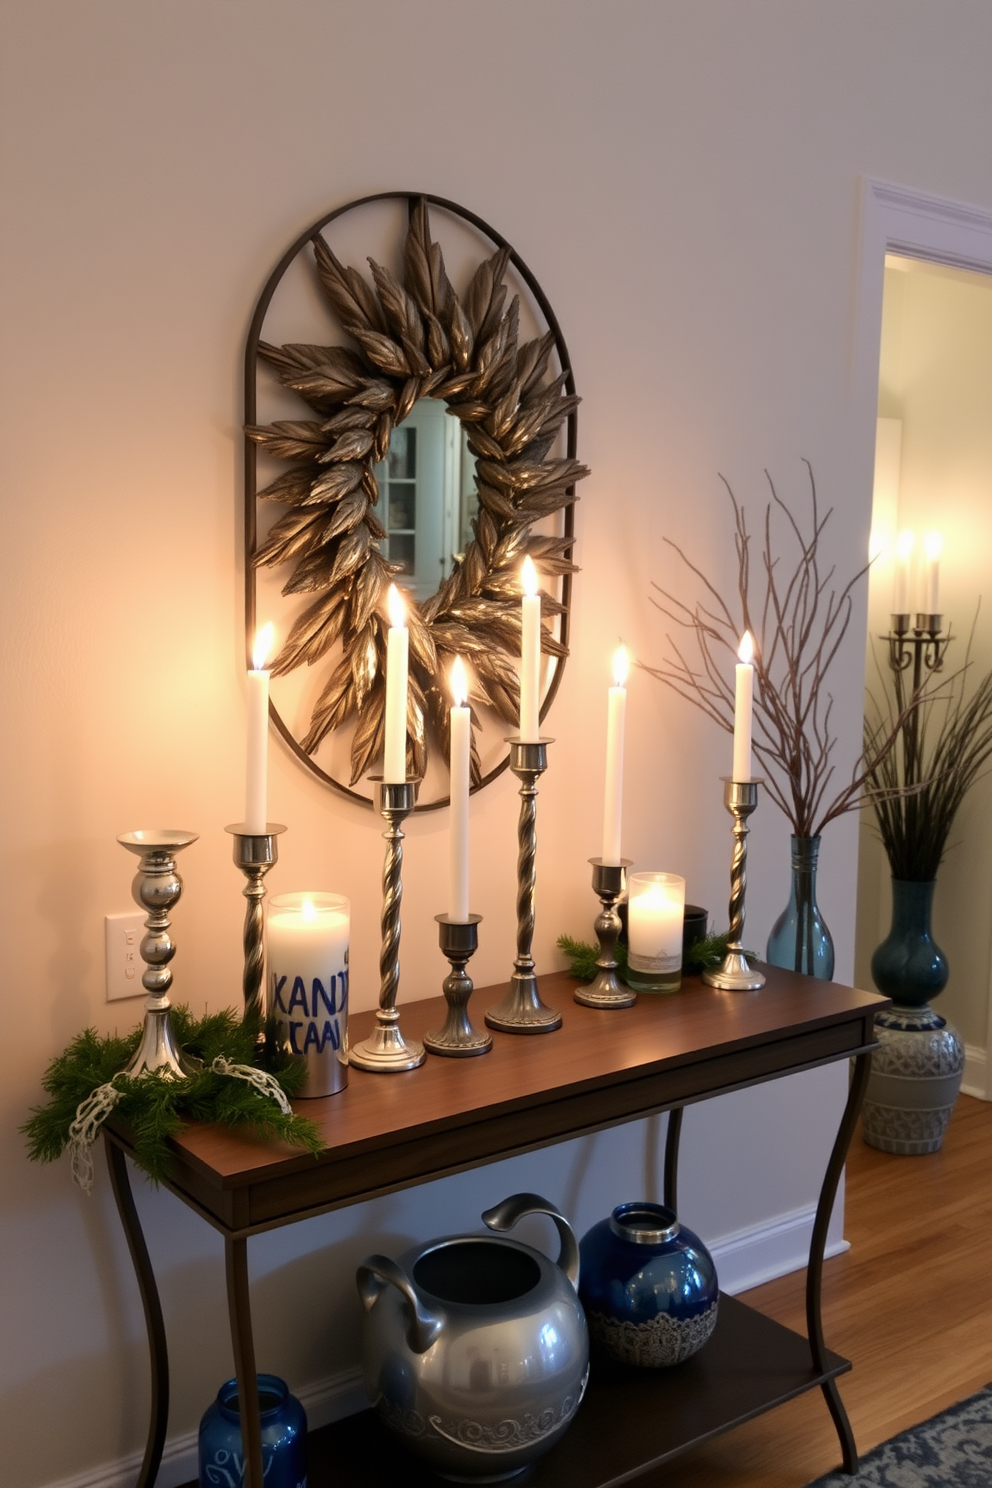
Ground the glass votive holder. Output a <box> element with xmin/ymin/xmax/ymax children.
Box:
<box><xmin>267</xmin><ymin>892</ymin><xmax>350</xmax><ymax>1097</ymax></box>
<box><xmin>626</xmin><ymin>872</ymin><xmax>686</xmax><ymax>993</ymax></box>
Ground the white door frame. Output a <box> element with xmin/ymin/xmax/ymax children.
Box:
<box><xmin>856</xmin><ymin>178</ymin><xmax>992</xmax><ymax>1099</ymax></box>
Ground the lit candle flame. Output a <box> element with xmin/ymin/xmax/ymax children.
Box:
<box><xmin>738</xmin><ymin>630</ymin><xmax>754</xmax><ymax>665</ymax></box>
<box><xmin>252</xmin><ymin>622</ymin><xmax>275</xmax><ymax>671</ymax></box>
<box><xmin>924</xmin><ymin>531</ymin><xmax>943</xmax><ymax>563</ymax></box>
<box><xmin>521</xmin><ymin>555</ymin><xmax>539</xmax><ymax>597</ymax></box>
<box><xmin>387</xmin><ymin>583</ymin><xmax>406</xmax><ymax>629</ymax></box>
<box><xmin>450</xmin><ymin>655</ymin><xmax>468</xmax><ymax>708</ymax></box>
<box><xmin>302</xmin><ymin>897</ymin><xmax>316</xmax><ymax>921</ymax></box>
<box><xmin>613</xmin><ymin>644</ymin><xmax>629</xmax><ymax>687</ymax></box>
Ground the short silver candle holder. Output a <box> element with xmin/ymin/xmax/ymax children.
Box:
<box><xmin>116</xmin><ymin>830</ymin><xmax>199</xmax><ymax>1079</ymax></box>
<box><xmin>424</xmin><ymin>915</ymin><xmax>492</xmax><ymax>1057</ymax></box>
<box><xmin>703</xmin><ymin>780</ymin><xmax>766</xmax><ymax>992</ymax></box>
<box><xmin>350</xmin><ymin>778</ymin><xmax>426</xmax><ymax>1072</ymax></box>
<box><xmin>224</xmin><ymin>822</ymin><xmax>287</xmax><ymax>1026</ymax></box>
<box><xmin>574</xmin><ymin>858</ymin><xmax>637</xmax><ymax>1009</ymax></box>
<box><xmin>486</xmin><ymin>738</ymin><xmax>562</xmax><ymax>1034</ymax></box>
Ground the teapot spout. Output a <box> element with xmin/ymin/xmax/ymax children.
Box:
<box><xmin>481</xmin><ymin>1193</ymin><xmax>580</xmax><ymax>1290</ymax></box>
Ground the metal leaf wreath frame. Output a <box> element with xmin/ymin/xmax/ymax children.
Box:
<box><xmin>245</xmin><ymin>192</ymin><xmax>588</xmax><ymax>810</ymax></box>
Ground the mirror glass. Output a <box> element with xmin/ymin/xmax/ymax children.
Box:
<box><xmin>245</xmin><ymin>194</ymin><xmax>586</xmax><ymax>809</ymax></box>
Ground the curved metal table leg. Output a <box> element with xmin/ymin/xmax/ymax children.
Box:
<box><xmin>806</xmin><ymin>1050</ymin><xmax>873</xmax><ymax>1476</ymax></box>
<box><xmin>663</xmin><ymin>1105</ymin><xmax>684</xmax><ymax>1215</ymax></box>
<box><xmin>105</xmin><ymin>1138</ymin><xmax>169</xmax><ymax>1488</ymax></box>
<box><xmin>225</xmin><ymin>1236</ymin><xmax>265</xmax><ymax>1488</ymax></box>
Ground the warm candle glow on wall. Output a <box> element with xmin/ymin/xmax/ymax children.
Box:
<box><xmin>383</xmin><ymin>583</ymin><xmax>409</xmax><ymax>782</ymax></box>
<box><xmin>519</xmin><ymin>556</ymin><xmax>541</xmax><ymax>742</ymax></box>
<box><xmin>245</xmin><ymin>622</ymin><xmax>274</xmax><ymax>834</ymax></box>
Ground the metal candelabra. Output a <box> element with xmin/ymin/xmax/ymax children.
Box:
<box><xmin>225</xmin><ymin>822</ymin><xmax>286</xmax><ymax>1025</ymax></box>
<box><xmin>703</xmin><ymin>780</ymin><xmax>765</xmax><ymax>992</ymax></box>
<box><xmin>350</xmin><ymin>779</ymin><xmax>425</xmax><ymax>1072</ymax></box>
<box><xmin>574</xmin><ymin>858</ymin><xmax>636</xmax><ymax>1008</ymax></box>
<box><xmin>486</xmin><ymin>739</ymin><xmax>562</xmax><ymax>1034</ymax></box>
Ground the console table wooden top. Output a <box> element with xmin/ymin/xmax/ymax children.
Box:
<box><xmin>123</xmin><ymin>967</ymin><xmax>886</xmax><ymax>1239</ymax></box>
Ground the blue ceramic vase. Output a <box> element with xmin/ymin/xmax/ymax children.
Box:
<box><xmin>198</xmin><ymin>1374</ymin><xmax>307</xmax><ymax>1488</ymax></box>
<box><xmin>766</xmin><ymin>835</ymin><xmax>835</xmax><ymax>979</ymax></box>
<box><xmin>870</xmin><ymin>879</ymin><xmax>948</xmax><ymax>1007</ymax></box>
<box><xmin>578</xmin><ymin>1202</ymin><xmax>719</xmax><ymax>1368</ymax></box>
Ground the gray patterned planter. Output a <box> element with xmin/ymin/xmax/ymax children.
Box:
<box><xmin>862</xmin><ymin>1005</ymin><xmax>964</xmax><ymax>1155</ymax></box>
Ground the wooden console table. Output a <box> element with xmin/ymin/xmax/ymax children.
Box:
<box><xmin>104</xmin><ymin>966</ymin><xmax>886</xmax><ymax>1488</ymax></box>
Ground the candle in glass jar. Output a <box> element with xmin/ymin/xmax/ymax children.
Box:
<box><xmin>383</xmin><ymin>584</ymin><xmax>409</xmax><ymax>782</ymax></box>
<box><xmin>601</xmin><ymin>645</ymin><xmax>628</xmax><ymax>865</ymax></box>
<box><xmin>245</xmin><ymin>622</ymin><xmax>274</xmax><ymax>835</ymax></box>
<box><xmin>449</xmin><ymin>656</ymin><xmax>471</xmax><ymax>922</ymax></box>
<box><xmin>519</xmin><ymin>556</ymin><xmax>541</xmax><ymax>742</ymax></box>
<box><xmin>732</xmin><ymin>631</ymin><xmax>754</xmax><ymax>783</ymax></box>
<box><xmin>923</xmin><ymin>532</ymin><xmax>942</xmax><ymax>613</ymax></box>
<box><xmin>267</xmin><ymin>892</ymin><xmax>350</xmax><ymax>1097</ymax></box>
<box><xmin>626</xmin><ymin>872</ymin><xmax>686</xmax><ymax>993</ymax></box>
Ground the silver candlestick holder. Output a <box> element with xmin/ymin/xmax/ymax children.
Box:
<box><xmin>703</xmin><ymin>780</ymin><xmax>765</xmax><ymax>992</ymax></box>
<box><xmin>424</xmin><ymin>915</ymin><xmax>491</xmax><ymax>1057</ymax></box>
<box><xmin>574</xmin><ymin>858</ymin><xmax>637</xmax><ymax>1009</ymax></box>
<box><xmin>224</xmin><ymin>822</ymin><xmax>286</xmax><ymax>1025</ymax></box>
<box><xmin>350</xmin><ymin>779</ymin><xmax>426</xmax><ymax>1072</ymax></box>
<box><xmin>117</xmin><ymin>830</ymin><xmax>199</xmax><ymax>1079</ymax></box>
<box><xmin>486</xmin><ymin>738</ymin><xmax>562</xmax><ymax>1034</ymax></box>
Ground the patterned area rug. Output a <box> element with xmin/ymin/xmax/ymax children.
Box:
<box><xmin>807</xmin><ymin>1385</ymin><xmax>992</xmax><ymax>1487</ymax></box>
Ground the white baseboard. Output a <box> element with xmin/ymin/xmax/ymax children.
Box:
<box><xmin>961</xmin><ymin>1043</ymin><xmax>990</xmax><ymax>1102</ymax></box>
<box><xmin>44</xmin><ymin>1207</ymin><xmax>843</xmax><ymax>1488</ymax></box>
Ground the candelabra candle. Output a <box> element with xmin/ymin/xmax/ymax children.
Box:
<box><xmin>424</xmin><ymin>915</ymin><xmax>491</xmax><ymax>1057</ymax></box>
<box><xmin>485</xmin><ymin>738</ymin><xmax>562</xmax><ymax>1033</ymax></box>
<box><xmin>116</xmin><ymin>830</ymin><xmax>199</xmax><ymax>1079</ymax></box>
<box><xmin>225</xmin><ymin>822</ymin><xmax>287</xmax><ymax>1026</ymax></box>
<box><xmin>702</xmin><ymin>780</ymin><xmax>766</xmax><ymax>992</ymax></box>
<box><xmin>574</xmin><ymin>859</ymin><xmax>636</xmax><ymax>1008</ymax></box>
<box><xmin>349</xmin><ymin>779</ymin><xmax>425</xmax><ymax>1072</ymax></box>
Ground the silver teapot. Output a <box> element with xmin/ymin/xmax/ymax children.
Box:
<box><xmin>356</xmin><ymin>1192</ymin><xmax>589</xmax><ymax>1482</ymax></box>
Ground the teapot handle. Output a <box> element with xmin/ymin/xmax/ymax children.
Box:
<box><xmin>481</xmin><ymin>1193</ymin><xmax>580</xmax><ymax>1290</ymax></box>
<box><xmin>355</xmin><ymin>1255</ymin><xmax>443</xmax><ymax>1354</ymax></box>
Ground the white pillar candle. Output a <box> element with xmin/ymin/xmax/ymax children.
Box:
<box><xmin>383</xmin><ymin>583</ymin><xmax>409</xmax><ymax>782</ymax></box>
<box><xmin>601</xmin><ymin>645</ymin><xmax>628</xmax><ymax>865</ymax></box>
<box><xmin>893</xmin><ymin>530</ymin><xmax>914</xmax><ymax>614</ymax></box>
<box><xmin>519</xmin><ymin>556</ymin><xmax>541</xmax><ymax>742</ymax></box>
<box><xmin>627</xmin><ymin>872</ymin><xmax>686</xmax><ymax>992</ymax></box>
<box><xmin>732</xmin><ymin>631</ymin><xmax>754</xmax><ymax>783</ymax></box>
<box><xmin>268</xmin><ymin>892</ymin><xmax>350</xmax><ymax>1097</ymax></box>
<box><xmin>449</xmin><ymin>656</ymin><xmax>471</xmax><ymax>922</ymax></box>
<box><xmin>245</xmin><ymin>623</ymin><xmax>274</xmax><ymax>835</ymax></box>
<box><xmin>923</xmin><ymin>531</ymin><xmax>942</xmax><ymax>613</ymax></box>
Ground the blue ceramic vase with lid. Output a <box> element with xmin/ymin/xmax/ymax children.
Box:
<box><xmin>198</xmin><ymin>1373</ymin><xmax>307</xmax><ymax>1488</ymax></box>
<box><xmin>578</xmin><ymin>1202</ymin><xmax>719</xmax><ymax>1368</ymax></box>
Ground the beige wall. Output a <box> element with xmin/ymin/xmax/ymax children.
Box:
<box><xmin>857</xmin><ymin>260</ymin><xmax>992</xmax><ymax>1056</ymax></box>
<box><xmin>4</xmin><ymin>4</ymin><xmax>992</xmax><ymax>1485</ymax></box>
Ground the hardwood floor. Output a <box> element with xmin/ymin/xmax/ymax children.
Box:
<box><xmin>636</xmin><ymin>1093</ymin><xmax>992</xmax><ymax>1488</ymax></box>
<box><xmin>178</xmin><ymin>1094</ymin><xmax>992</xmax><ymax>1488</ymax></box>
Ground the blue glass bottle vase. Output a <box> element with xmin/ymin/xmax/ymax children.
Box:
<box><xmin>578</xmin><ymin>1202</ymin><xmax>719</xmax><ymax>1368</ymax></box>
<box><xmin>869</xmin><ymin>878</ymin><xmax>948</xmax><ymax>1007</ymax></box>
<box><xmin>198</xmin><ymin>1373</ymin><xmax>307</xmax><ymax>1488</ymax></box>
<box><xmin>766</xmin><ymin>835</ymin><xmax>835</xmax><ymax>979</ymax></box>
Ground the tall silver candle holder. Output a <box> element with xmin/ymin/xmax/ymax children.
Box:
<box><xmin>116</xmin><ymin>830</ymin><xmax>199</xmax><ymax>1079</ymax></box>
<box><xmin>424</xmin><ymin>915</ymin><xmax>492</xmax><ymax>1057</ymax></box>
<box><xmin>574</xmin><ymin>858</ymin><xmax>637</xmax><ymax>1008</ymax></box>
<box><xmin>703</xmin><ymin>780</ymin><xmax>766</xmax><ymax>992</ymax></box>
<box><xmin>486</xmin><ymin>738</ymin><xmax>562</xmax><ymax>1034</ymax></box>
<box><xmin>224</xmin><ymin>822</ymin><xmax>286</xmax><ymax>1025</ymax></box>
<box><xmin>350</xmin><ymin>779</ymin><xmax>426</xmax><ymax>1072</ymax></box>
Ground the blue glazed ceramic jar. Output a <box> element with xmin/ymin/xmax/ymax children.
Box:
<box><xmin>198</xmin><ymin>1373</ymin><xmax>307</xmax><ymax>1488</ymax></box>
<box><xmin>578</xmin><ymin>1202</ymin><xmax>719</xmax><ymax>1368</ymax></box>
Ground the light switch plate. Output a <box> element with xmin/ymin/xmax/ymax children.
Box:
<box><xmin>105</xmin><ymin>913</ymin><xmax>145</xmax><ymax>1001</ymax></box>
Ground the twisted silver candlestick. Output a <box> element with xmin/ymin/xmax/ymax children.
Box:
<box><xmin>574</xmin><ymin>858</ymin><xmax>637</xmax><ymax>1008</ymax></box>
<box><xmin>703</xmin><ymin>780</ymin><xmax>765</xmax><ymax>991</ymax></box>
<box><xmin>117</xmin><ymin>830</ymin><xmax>199</xmax><ymax>1079</ymax></box>
<box><xmin>225</xmin><ymin>822</ymin><xmax>286</xmax><ymax>1024</ymax></box>
<box><xmin>486</xmin><ymin>739</ymin><xmax>561</xmax><ymax>1033</ymax></box>
<box><xmin>350</xmin><ymin>779</ymin><xmax>425</xmax><ymax>1072</ymax></box>
<box><xmin>424</xmin><ymin>915</ymin><xmax>491</xmax><ymax>1057</ymax></box>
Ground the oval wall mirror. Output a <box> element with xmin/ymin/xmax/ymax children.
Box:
<box><xmin>244</xmin><ymin>193</ymin><xmax>587</xmax><ymax>810</ymax></box>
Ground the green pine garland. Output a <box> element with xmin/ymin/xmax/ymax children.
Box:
<box><xmin>557</xmin><ymin>930</ymin><xmax>741</xmax><ymax>981</ymax></box>
<box><xmin>22</xmin><ymin>1007</ymin><xmax>325</xmax><ymax>1184</ymax></box>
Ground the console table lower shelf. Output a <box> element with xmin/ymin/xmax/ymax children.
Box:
<box><xmin>298</xmin><ymin>1295</ymin><xmax>849</xmax><ymax>1488</ymax></box>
